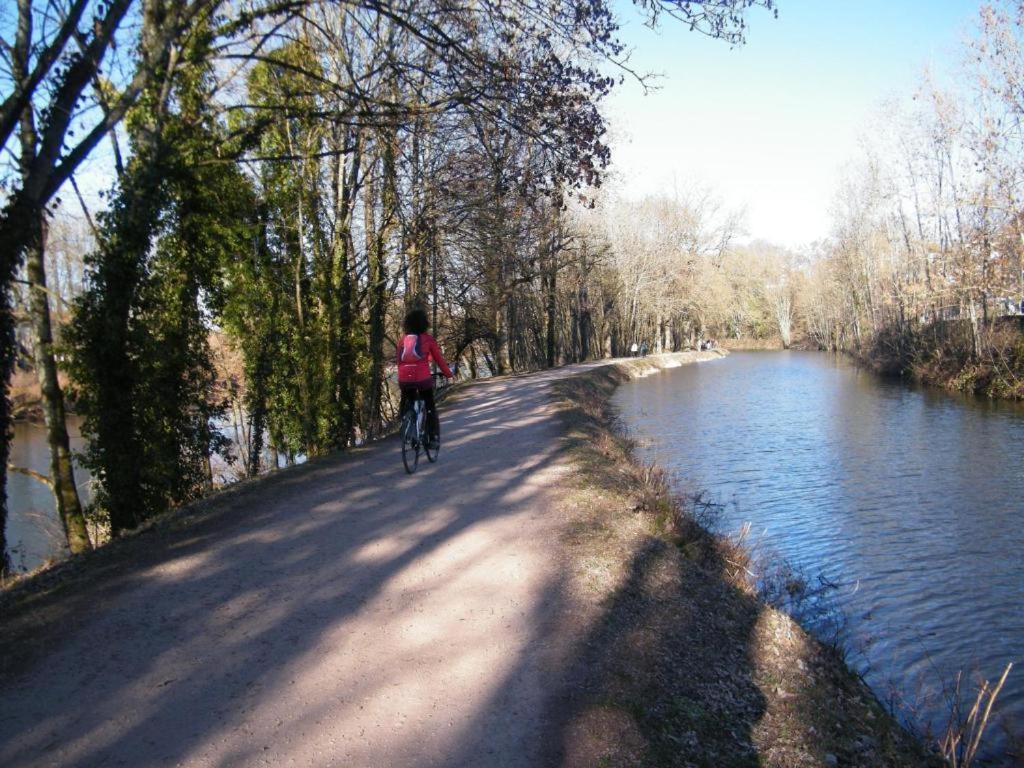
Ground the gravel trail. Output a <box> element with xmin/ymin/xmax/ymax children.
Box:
<box><xmin>0</xmin><ymin>359</ymin><xmax>630</xmax><ymax>768</ymax></box>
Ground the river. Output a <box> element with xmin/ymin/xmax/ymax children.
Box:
<box><xmin>4</xmin><ymin>416</ymin><xmax>289</xmax><ymax>573</ymax></box>
<box><xmin>613</xmin><ymin>351</ymin><xmax>1023</xmax><ymax>762</ymax></box>
<box><xmin>5</xmin><ymin>418</ymin><xmax>90</xmax><ymax>573</ymax></box>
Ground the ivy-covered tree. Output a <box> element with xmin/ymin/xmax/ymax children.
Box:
<box><xmin>66</xmin><ymin>16</ymin><xmax>253</xmax><ymax>533</ymax></box>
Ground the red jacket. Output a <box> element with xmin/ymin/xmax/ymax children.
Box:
<box><xmin>396</xmin><ymin>333</ymin><xmax>453</xmax><ymax>384</ymax></box>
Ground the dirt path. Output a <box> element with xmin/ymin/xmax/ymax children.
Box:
<box><xmin>0</xmin><ymin>356</ymin><xmax>673</xmax><ymax>768</ymax></box>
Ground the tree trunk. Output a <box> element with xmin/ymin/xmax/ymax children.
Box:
<box><xmin>545</xmin><ymin>262</ymin><xmax>557</xmax><ymax>368</ymax></box>
<box><xmin>364</xmin><ymin>193</ymin><xmax>388</xmax><ymax>438</ymax></box>
<box><xmin>364</xmin><ymin>134</ymin><xmax>396</xmax><ymax>438</ymax></box>
<box><xmin>330</xmin><ymin>127</ymin><xmax>360</xmax><ymax>449</ymax></box>
<box><xmin>13</xmin><ymin>1</ymin><xmax>88</xmax><ymax>555</ymax></box>
<box><xmin>26</xmin><ymin>216</ymin><xmax>90</xmax><ymax>553</ymax></box>
<box><xmin>577</xmin><ymin>279</ymin><xmax>591</xmax><ymax>361</ymax></box>
<box><xmin>494</xmin><ymin>300</ymin><xmax>511</xmax><ymax>374</ymax></box>
<box><xmin>285</xmin><ymin>120</ymin><xmax>319</xmax><ymax>456</ymax></box>
<box><xmin>245</xmin><ymin>364</ymin><xmax>266</xmax><ymax>478</ymax></box>
<box><xmin>967</xmin><ymin>297</ymin><xmax>981</xmax><ymax>360</ymax></box>
<box><xmin>406</xmin><ymin>121</ymin><xmax>426</xmax><ymax>304</ymax></box>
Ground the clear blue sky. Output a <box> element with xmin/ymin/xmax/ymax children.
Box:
<box><xmin>606</xmin><ymin>0</ymin><xmax>982</xmax><ymax>245</ymax></box>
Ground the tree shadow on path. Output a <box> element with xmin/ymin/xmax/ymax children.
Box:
<box><xmin>0</xmin><ymin>367</ymin><xmax>578</xmax><ymax>767</ymax></box>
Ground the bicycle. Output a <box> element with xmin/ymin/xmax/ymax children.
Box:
<box><xmin>400</xmin><ymin>372</ymin><xmax>448</xmax><ymax>474</ymax></box>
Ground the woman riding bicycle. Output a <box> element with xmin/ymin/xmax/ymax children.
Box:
<box><xmin>397</xmin><ymin>307</ymin><xmax>453</xmax><ymax>448</ymax></box>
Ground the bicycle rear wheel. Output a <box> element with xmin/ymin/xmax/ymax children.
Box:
<box><xmin>401</xmin><ymin>413</ymin><xmax>419</xmax><ymax>474</ymax></box>
<box><xmin>425</xmin><ymin>430</ymin><xmax>439</xmax><ymax>463</ymax></box>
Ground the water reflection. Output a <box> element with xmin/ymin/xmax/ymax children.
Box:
<box><xmin>614</xmin><ymin>351</ymin><xmax>1023</xmax><ymax>759</ymax></box>
<box><xmin>6</xmin><ymin>417</ymin><xmax>90</xmax><ymax>572</ymax></box>
<box><xmin>4</xmin><ymin>416</ymin><xmax>296</xmax><ymax>573</ymax></box>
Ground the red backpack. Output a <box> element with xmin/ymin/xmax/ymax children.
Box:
<box><xmin>399</xmin><ymin>334</ymin><xmax>424</xmax><ymax>363</ymax></box>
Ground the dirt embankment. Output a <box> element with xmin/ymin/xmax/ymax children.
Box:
<box><xmin>550</xmin><ymin>352</ymin><xmax>940</xmax><ymax>768</ymax></box>
<box><xmin>853</xmin><ymin>319</ymin><xmax>1024</xmax><ymax>400</ymax></box>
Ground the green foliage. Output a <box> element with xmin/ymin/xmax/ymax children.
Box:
<box><xmin>216</xmin><ymin>42</ymin><xmax>368</xmax><ymax>460</ymax></box>
<box><xmin>66</xmin><ymin>18</ymin><xmax>254</xmax><ymax>533</ymax></box>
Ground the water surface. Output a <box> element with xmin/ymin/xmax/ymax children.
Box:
<box><xmin>5</xmin><ymin>416</ymin><xmax>283</xmax><ymax>573</ymax></box>
<box><xmin>614</xmin><ymin>351</ymin><xmax>1023</xmax><ymax>757</ymax></box>
<box><xmin>6</xmin><ymin>418</ymin><xmax>89</xmax><ymax>572</ymax></box>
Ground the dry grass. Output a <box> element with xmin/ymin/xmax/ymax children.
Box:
<box><xmin>940</xmin><ymin>663</ymin><xmax>1013</xmax><ymax>768</ymax></box>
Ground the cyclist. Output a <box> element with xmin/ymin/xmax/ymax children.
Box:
<box><xmin>397</xmin><ymin>307</ymin><xmax>453</xmax><ymax>448</ymax></box>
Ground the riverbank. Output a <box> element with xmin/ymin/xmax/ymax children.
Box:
<box><xmin>855</xmin><ymin>319</ymin><xmax>1024</xmax><ymax>400</ymax></box>
<box><xmin>550</xmin><ymin>353</ymin><xmax>940</xmax><ymax>767</ymax></box>
<box><xmin>719</xmin><ymin>336</ymin><xmax>785</xmax><ymax>351</ymax></box>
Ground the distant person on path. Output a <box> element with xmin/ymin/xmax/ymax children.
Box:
<box><xmin>630</xmin><ymin>342</ymin><xmax>639</xmax><ymax>357</ymax></box>
<box><xmin>397</xmin><ymin>307</ymin><xmax>453</xmax><ymax>447</ymax></box>
<box><xmin>640</xmin><ymin>342</ymin><xmax>648</xmax><ymax>357</ymax></box>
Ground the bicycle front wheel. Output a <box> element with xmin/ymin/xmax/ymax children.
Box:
<box><xmin>401</xmin><ymin>414</ymin><xmax>419</xmax><ymax>474</ymax></box>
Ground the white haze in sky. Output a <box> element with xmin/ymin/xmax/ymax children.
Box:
<box><xmin>605</xmin><ymin>0</ymin><xmax>980</xmax><ymax>248</ymax></box>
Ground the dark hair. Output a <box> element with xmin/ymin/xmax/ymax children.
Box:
<box><xmin>403</xmin><ymin>307</ymin><xmax>429</xmax><ymax>334</ymax></box>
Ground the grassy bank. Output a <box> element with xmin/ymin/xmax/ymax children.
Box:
<box><xmin>550</xmin><ymin>352</ymin><xmax>939</xmax><ymax>767</ymax></box>
<box><xmin>862</xmin><ymin>319</ymin><xmax>1024</xmax><ymax>400</ymax></box>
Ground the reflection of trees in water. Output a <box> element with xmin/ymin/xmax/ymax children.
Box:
<box><xmin>6</xmin><ymin>418</ymin><xmax>90</xmax><ymax>572</ymax></box>
<box><xmin>7</xmin><ymin>508</ymin><xmax>65</xmax><ymax>573</ymax></box>
<box><xmin>8</xmin><ymin>415</ymin><xmax>283</xmax><ymax>572</ymax></box>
